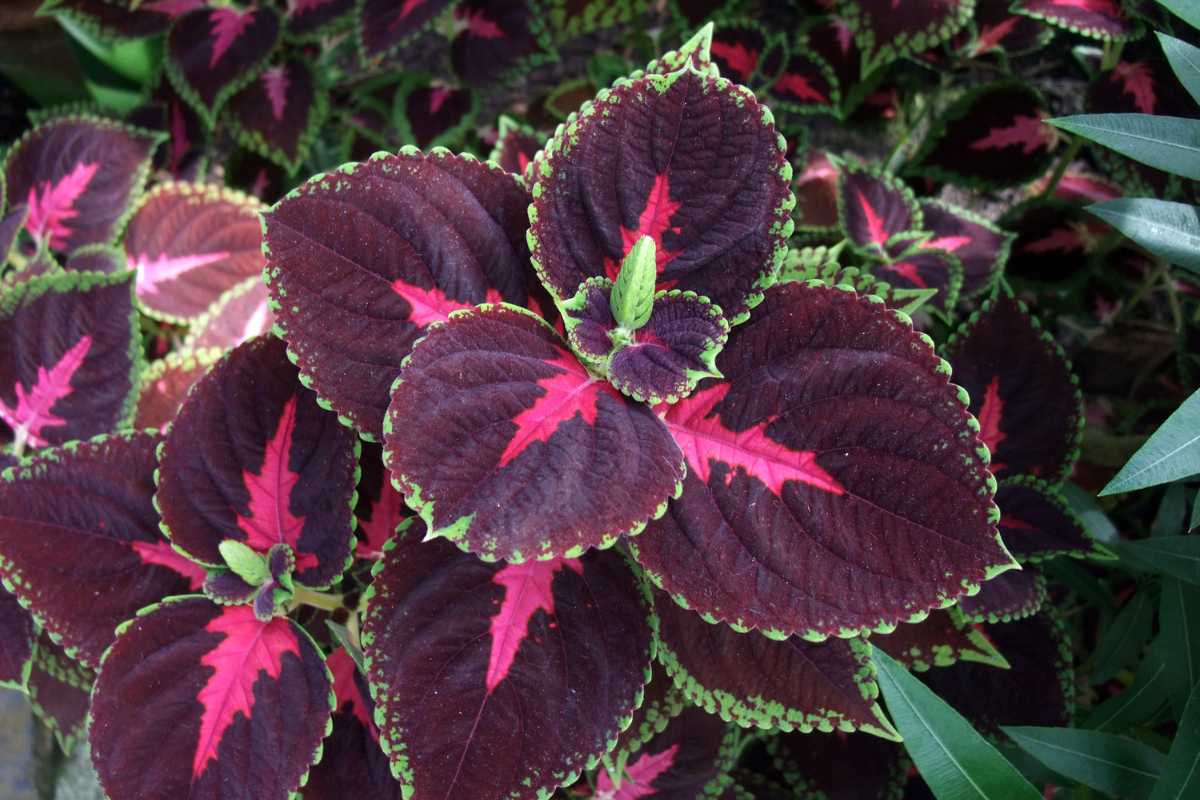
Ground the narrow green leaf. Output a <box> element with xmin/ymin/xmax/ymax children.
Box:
<box><xmin>610</xmin><ymin>235</ymin><xmax>657</xmax><ymax>331</ymax></box>
<box><xmin>1154</xmin><ymin>484</ymin><xmax>1190</xmax><ymax>537</ymax></box>
<box><xmin>1092</xmin><ymin>590</ymin><xmax>1154</xmax><ymax>684</ymax></box>
<box><xmin>871</xmin><ymin>645</ymin><xmax>1041</xmax><ymax>800</ymax></box>
<box><xmin>1088</xmin><ymin>199</ymin><xmax>1200</xmax><ymax>274</ymax></box>
<box><xmin>1159</xmin><ymin>33</ymin><xmax>1200</xmax><ymax>108</ymax></box>
<box><xmin>1160</xmin><ymin>578</ymin><xmax>1200</xmax><ymax>715</ymax></box>
<box><xmin>1003</xmin><ymin>726</ymin><xmax>1165</xmax><ymax>800</ymax></box>
<box><xmin>1086</xmin><ymin>648</ymin><xmax>1171</xmax><ymax>731</ymax></box>
<box><xmin>1190</xmin><ymin>489</ymin><xmax>1200</xmax><ymax>531</ymax></box>
<box><xmin>1048</xmin><ymin>115</ymin><xmax>1200</xmax><ymax>181</ymax></box>
<box><xmin>218</xmin><ymin>539</ymin><xmax>268</xmax><ymax>586</ymax></box>
<box><xmin>1063</xmin><ymin>482</ymin><xmax>1120</xmax><ymax>544</ymax></box>
<box><xmin>1148</xmin><ymin>681</ymin><xmax>1200</xmax><ymax>799</ymax></box>
<box><xmin>1156</xmin><ymin>0</ymin><xmax>1200</xmax><ymax>32</ymax></box>
<box><xmin>1114</xmin><ymin>537</ymin><xmax>1200</xmax><ymax>585</ymax></box>
<box><xmin>1101</xmin><ymin>389</ymin><xmax>1200</xmax><ymax>495</ymax></box>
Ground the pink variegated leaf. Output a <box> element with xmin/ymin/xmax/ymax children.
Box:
<box><xmin>873</xmin><ymin>247</ymin><xmax>964</xmax><ymax>316</ymax></box>
<box><xmin>124</xmin><ymin>182</ymin><xmax>266</xmax><ymax>323</ymax></box>
<box><xmin>836</xmin><ymin>159</ymin><xmax>923</xmax><ymax>257</ymax></box>
<box><xmin>353</xmin><ymin>443</ymin><xmax>408</xmax><ymax>560</ymax></box>
<box><xmin>156</xmin><ymin>335</ymin><xmax>358</xmax><ymax>588</ymax></box>
<box><xmin>27</xmin><ymin>632</ymin><xmax>94</xmax><ymax>754</ymax></box>
<box><xmin>134</xmin><ymin>347</ymin><xmax>223</xmax><ymax>430</ymax></box>
<box><xmin>808</xmin><ymin>15</ymin><xmax>862</xmax><ymax>107</ymax></box>
<box><xmin>1013</xmin><ymin>0</ymin><xmax>1141</xmax><ymax>41</ymax></box>
<box><xmin>396</xmin><ymin>78</ymin><xmax>478</xmax><ymax>149</ymax></box>
<box><xmin>767</xmin><ymin>48</ymin><xmax>840</xmax><ymax>115</ymax></box>
<box><xmin>841</xmin><ymin>0</ymin><xmax>973</xmax><ymax>76</ymax></box>
<box><xmin>183</xmin><ymin>276</ymin><xmax>274</xmax><ymax>352</ymax></box>
<box><xmin>1088</xmin><ymin>50</ymin><xmax>1200</xmax><ymax>117</ymax></box>
<box><xmin>918</xmin><ymin>200</ymin><xmax>1014</xmax><ymax>300</ymax></box>
<box><xmin>0</xmin><ymin>270</ymin><xmax>140</xmax><ymax>450</ymax></box>
<box><xmin>0</xmin><ymin>432</ymin><xmax>203</xmax><ymax>668</ymax></box>
<box><xmin>262</xmin><ymin>149</ymin><xmax>534</xmax><ymax>439</ymax></box>
<box><xmin>2</xmin><ymin>116</ymin><xmax>160</xmax><ymax>252</ymax></box>
<box><xmin>358</xmin><ymin>0</ymin><xmax>454</xmax><ymax>60</ymax></box>
<box><xmin>361</xmin><ymin>525</ymin><xmax>653</xmax><ymax>798</ymax></box>
<box><xmin>451</xmin><ymin>0</ymin><xmax>545</xmax><ymax>88</ymax></box>
<box><xmin>285</xmin><ymin>0</ymin><xmax>355</xmax><ymax>39</ymax></box>
<box><xmin>489</xmin><ymin>116</ymin><xmax>544</xmax><ymax>178</ymax></box>
<box><xmin>964</xmin><ymin>0</ymin><xmax>1053</xmax><ymax>57</ymax></box>
<box><xmin>709</xmin><ymin>20</ymin><xmax>770</xmax><ymax>85</ymax></box>
<box><xmin>227</xmin><ymin>57</ymin><xmax>327</xmax><ymax>173</ymax></box>
<box><xmin>0</xmin><ymin>588</ymin><xmax>34</xmax><ymax>689</ymax></box>
<box><xmin>90</xmin><ymin>598</ymin><xmax>332</xmax><ymax>800</ymax></box>
<box><xmin>1000</xmin><ymin>200</ymin><xmax>1105</xmax><ymax>284</ymax></box>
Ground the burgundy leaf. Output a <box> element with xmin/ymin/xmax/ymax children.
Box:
<box><xmin>184</xmin><ymin>276</ymin><xmax>274</xmax><ymax>352</ymax></box>
<box><xmin>285</xmin><ymin>0</ymin><xmax>355</xmax><ymax>39</ymax></box>
<box><xmin>262</xmin><ymin>148</ymin><xmax>532</xmax><ymax>439</ymax></box>
<box><xmin>529</xmin><ymin>67</ymin><xmax>793</xmax><ymax>324</ymax></box>
<box><xmin>360</xmin><ymin>527</ymin><xmax>653</xmax><ymax>798</ymax></box>
<box><xmin>27</xmin><ymin>633</ymin><xmax>93</xmax><ymax>753</ymax></box>
<box><xmin>384</xmin><ymin>305</ymin><xmax>684</xmax><ymax>562</ymax></box>
<box><xmin>64</xmin><ymin>244</ymin><xmax>123</xmax><ymax>274</ymax></box>
<box><xmin>0</xmin><ymin>271</ymin><xmax>139</xmax><ymax>450</ymax></box>
<box><xmin>942</xmin><ymin>290</ymin><xmax>1083</xmax><ymax>484</ymax></box>
<box><xmin>125</xmin><ymin>182</ymin><xmax>266</xmax><ymax>323</ymax></box>
<box><xmin>166</xmin><ymin>5</ymin><xmax>282</xmax><ymax>124</ymax></box>
<box><xmin>451</xmin><ymin>0</ymin><xmax>543</xmax><ymax>87</ymax></box>
<box><xmin>90</xmin><ymin>598</ymin><xmax>332</xmax><ymax>799</ymax></box>
<box><xmin>631</xmin><ymin>282</ymin><xmax>1013</xmax><ymax>639</ymax></box>
<box><xmin>873</xmin><ymin>248</ymin><xmax>963</xmax><ymax>316</ymax></box>
<box><xmin>358</xmin><ymin>0</ymin><xmax>453</xmax><ymax>60</ymax></box>
<box><xmin>655</xmin><ymin>594</ymin><xmax>896</xmax><ymax>736</ymax></box>
<box><xmin>594</xmin><ymin>705</ymin><xmax>740</xmax><ymax>799</ymax></box>
<box><xmin>767</xmin><ymin>49</ymin><xmax>840</xmax><ymax>114</ymax></box>
<box><xmin>488</xmin><ymin>116</ymin><xmax>544</xmax><ymax>178</ymax></box>
<box><xmin>0</xmin><ymin>204</ymin><xmax>27</xmax><ymax>265</ymax></box>
<box><xmin>156</xmin><ymin>335</ymin><xmax>358</xmax><ymax>588</ymax></box>
<box><xmin>996</xmin><ymin>477</ymin><xmax>1104</xmax><ymax>562</ymax></box>
<box><xmin>396</xmin><ymin>79</ymin><xmax>477</xmax><ymax>149</ymax></box>
<box><xmin>303</xmin><ymin>647</ymin><xmax>402</xmax><ymax>799</ymax></box>
<box><xmin>807</xmin><ymin>15</ymin><xmax>862</xmax><ymax>103</ymax></box>
<box><xmin>709</xmin><ymin>22</ymin><xmax>768</xmax><ymax>84</ymax></box>
<box><xmin>921</xmin><ymin>612</ymin><xmax>1074</xmax><ymax>736</ymax></box>
<box><xmin>3</xmin><ymin>116</ymin><xmax>160</xmax><ymax>252</ymax></box>
<box><xmin>837</xmin><ymin>160</ymin><xmax>922</xmax><ymax>256</ymax></box>
<box><xmin>227</xmin><ymin>57</ymin><xmax>326</xmax><ymax>173</ymax></box>
<box><xmin>917</xmin><ymin>200</ymin><xmax>1013</xmax><ymax>300</ymax></box>
<box><xmin>1012</xmin><ymin>0</ymin><xmax>1141</xmax><ymax>41</ymax></box>
<box><xmin>37</xmin><ymin>0</ymin><xmax>192</xmax><ymax>39</ymax></box>
<box><xmin>908</xmin><ymin>83</ymin><xmax>1058</xmax><ymax>189</ymax></box>
<box><xmin>769</xmin><ymin>728</ymin><xmax>909</xmax><ymax>800</ymax></box>
<box><xmin>0</xmin><ymin>588</ymin><xmax>34</xmax><ymax>688</ymax></box>
<box><xmin>871</xmin><ymin>608</ymin><xmax>1007</xmax><ymax>672</ymax></box>
<box><xmin>0</xmin><ymin>432</ymin><xmax>202</xmax><ymax>668</ymax></box>
<box><xmin>957</xmin><ymin>567</ymin><xmax>1047</xmax><ymax>623</ymax></box>
<box><xmin>1000</xmin><ymin>200</ymin><xmax>1103</xmax><ymax>284</ymax></box>
<box><xmin>1088</xmin><ymin>52</ymin><xmax>1200</xmax><ymax>117</ymax></box>
<box><xmin>964</xmin><ymin>0</ymin><xmax>1053</xmax><ymax>57</ymax></box>
<box><xmin>793</xmin><ymin>151</ymin><xmax>840</xmax><ymax>232</ymax></box>
<box><xmin>842</xmin><ymin>0</ymin><xmax>973</xmax><ymax>75</ymax></box>
<box><xmin>354</xmin><ymin>443</ymin><xmax>408</xmax><ymax>559</ymax></box>
<box><xmin>134</xmin><ymin>347</ymin><xmax>223</xmax><ymax>430</ymax></box>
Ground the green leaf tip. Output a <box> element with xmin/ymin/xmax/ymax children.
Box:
<box><xmin>219</xmin><ymin>539</ymin><xmax>268</xmax><ymax>586</ymax></box>
<box><xmin>611</xmin><ymin>236</ymin><xmax>657</xmax><ymax>331</ymax></box>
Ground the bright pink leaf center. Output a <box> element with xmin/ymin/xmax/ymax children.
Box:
<box><xmin>391</xmin><ymin>282</ymin><xmax>502</xmax><ymax>327</ymax></box>
<box><xmin>209</xmin><ymin>8</ymin><xmax>254</xmax><ymax>69</ymax></box>
<box><xmin>143</xmin><ymin>0</ymin><xmax>205</xmax><ymax>16</ymax></box>
<box><xmin>485</xmin><ymin>557</ymin><xmax>583</xmax><ymax>693</ymax></box>
<box><xmin>263</xmin><ymin>66</ymin><xmax>290</xmax><ymax>121</ymax></box>
<box><xmin>132</xmin><ymin>250</ymin><xmax>230</xmax><ymax>296</ymax></box>
<box><xmin>883</xmin><ymin>260</ymin><xmax>927</xmax><ymax>288</ymax></box>
<box><xmin>923</xmin><ymin>234</ymin><xmax>972</xmax><ymax>252</ymax></box>
<box><xmin>977</xmin><ymin>376</ymin><xmax>1007</xmax><ymax>472</ymax></box>
<box><xmin>710</xmin><ymin>41</ymin><xmax>758</xmax><ymax>79</ymax></box>
<box><xmin>971</xmin><ymin>17</ymin><xmax>1020</xmax><ymax>56</ymax></box>
<box><xmin>460</xmin><ymin>8</ymin><xmax>505</xmax><ymax>38</ymax></box>
<box><xmin>356</xmin><ymin>481</ymin><xmax>405</xmax><ymax>559</ymax></box>
<box><xmin>130</xmin><ymin>541</ymin><xmax>207</xmax><ymax>590</ymax></box>
<box><xmin>192</xmin><ymin>609</ymin><xmax>300</xmax><ymax>777</ymax></box>
<box><xmin>328</xmin><ymin>647</ymin><xmax>376</xmax><ymax>735</ymax></box>
<box><xmin>603</xmin><ymin>174</ymin><xmax>683</xmax><ymax>282</ymax></box>
<box><xmin>1113</xmin><ymin>62</ymin><xmax>1156</xmax><ymax>114</ymax></box>
<box><xmin>594</xmin><ymin>744</ymin><xmax>680</xmax><ymax>799</ymax></box>
<box><xmin>237</xmin><ymin>397</ymin><xmax>318</xmax><ymax>571</ymax></box>
<box><xmin>773</xmin><ymin>73</ymin><xmax>828</xmax><ymax>103</ymax></box>
<box><xmin>969</xmin><ymin>114</ymin><xmax>1055</xmax><ymax>154</ymax></box>
<box><xmin>0</xmin><ymin>335</ymin><xmax>91</xmax><ymax>448</ymax></box>
<box><xmin>1052</xmin><ymin>0</ymin><xmax>1120</xmax><ymax>14</ymax></box>
<box><xmin>428</xmin><ymin>86</ymin><xmax>453</xmax><ymax>115</ymax></box>
<box><xmin>663</xmin><ymin>382</ymin><xmax>845</xmax><ymax>495</ymax></box>
<box><xmin>24</xmin><ymin>161</ymin><xmax>99</xmax><ymax>250</ymax></box>
<box><xmin>389</xmin><ymin>0</ymin><xmax>427</xmax><ymax>30</ymax></box>
<box><xmin>856</xmin><ymin>189</ymin><xmax>890</xmax><ymax>246</ymax></box>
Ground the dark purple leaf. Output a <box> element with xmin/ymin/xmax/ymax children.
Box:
<box><xmin>908</xmin><ymin>83</ymin><xmax>1059</xmax><ymax>190</ymax></box>
<box><xmin>396</xmin><ymin>79</ymin><xmax>477</xmax><ymax>149</ymax></box>
<box><xmin>957</xmin><ymin>568</ymin><xmax>1047</xmax><ymax>623</ymax></box>
<box><xmin>807</xmin><ymin>15</ymin><xmax>862</xmax><ymax>103</ymax></box>
<box><xmin>964</xmin><ymin>0</ymin><xmax>1053</xmax><ymax>57</ymax></box>
<box><xmin>0</xmin><ymin>588</ymin><xmax>34</xmax><ymax>688</ymax></box>
<box><xmin>0</xmin><ymin>432</ymin><xmax>203</xmax><ymax>668</ymax></box>
<box><xmin>709</xmin><ymin>21</ymin><xmax>769</xmax><ymax>85</ymax></box>
<box><xmin>0</xmin><ymin>204</ymin><xmax>27</xmax><ymax>265</ymax></box>
<box><xmin>166</xmin><ymin>5</ymin><xmax>282</xmax><ymax>124</ymax></box>
<box><xmin>942</xmin><ymin>290</ymin><xmax>1083</xmax><ymax>484</ymax></box>
<box><xmin>90</xmin><ymin>598</ymin><xmax>332</xmax><ymax>799</ymax></box>
<box><xmin>617</xmin><ymin>667</ymin><xmax>688</xmax><ymax>758</ymax></box>
<box><xmin>227</xmin><ymin>57</ymin><xmax>326</xmax><ymax>173</ymax></box>
<box><xmin>997</xmin><ymin>477</ymin><xmax>1104</xmax><ymax>562</ymax></box>
<box><xmin>357</xmin><ymin>0</ymin><xmax>453</xmax><ymax>60</ymax></box>
<box><xmin>262</xmin><ymin>148</ymin><xmax>532</xmax><ymax>439</ymax></box>
<box><xmin>27</xmin><ymin>632</ymin><xmax>93</xmax><ymax>753</ymax></box>
<box><xmin>0</xmin><ymin>271</ymin><xmax>139</xmax><ymax>450</ymax></box>
<box><xmin>999</xmin><ymin>200</ymin><xmax>1102</xmax><ymax>284</ymax></box>
<box><xmin>631</xmin><ymin>282</ymin><xmax>1014</xmax><ymax>639</ymax></box>
<box><xmin>771</xmin><ymin>728</ymin><xmax>908</xmax><ymax>800</ymax></box>
<box><xmin>360</xmin><ymin>527</ymin><xmax>653</xmax><ymax>798</ymax></box>
<box><xmin>871</xmin><ymin>608</ymin><xmax>1008</xmax><ymax>672</ymax></box>
<box><xmin>873</xmin><ymin>248</ymin><xmax>963</xmax><ymax>316</ymax></box>
<box><xmin>1088</xmin><ymin>52</ymin><xmax>1200</xmax><ymax>117</ymax></box>
<box><xmin>134</xmin><ymin>347</ymin><xmax>223</xmax><ymax>430</ymax></box>
<box><xmin>183</xmin><ymin>276</ymin><xmax>274</xmax><ymax>352</ymax></box>
<box><xmin>837</xmin><ymin>160</ymin><xmax>922</xmax><ymax>257</ymax></box>
<box><xmin>842</xmin><ymin>0</ymin><xmax>973</xmax><ymax>75</ymax></box>
<box><xmin>3</xmin><ymin>116</ymin><xmax>160</xmax><ymax>253</ymax></box>
<box><xmin>529</xmin><ymin>67</ymin><xmax>794</xmax><ymax>324</ymax></box>
<box><xmin>767</xmin><ymin>49</ymin><xmax>840</xmax><ymax>114</ymax></box>
<box><xmin>1012</xmin><ymin>0</ymin><xmax>1141</xmax><ymax>41</ymax></box>
<box><xmin>285</xmin><ymin>0</ymin><xmax>355</xmax><ymax>40</ymax></box>
<box><xmin>917</xmin><ymin>200</ymin><xmax>1013</xmax><ymax>300</ymax></box>
<box><xmin>156</xmin><ymin>335</ymin><xmax>358</xmax><ymax>588</ymax></box>
<box><xmin>451</xmin><ymin>0</ymin><xmax>544</xmax><ymax>87</ymax></box>
<box><xmin>488</xmin><ymin>116</ymin><xmax>543</xmax><ymax>178</ymax></box>
<box><xmin>354</xmin><ymin>443</ymin><xmax>408</xmax><ymax>560</ymax></box>
<box><xmin>125</xmin><ymin>181</ymin><xmax>266</xmax><ymax>323</ymax></box>
<box><xmin>37</xmin><ymin>0</ymin><xmax>188</xmax><ymax>39</ymax></box>
<box><xmin>63</xmin><ymin>244</ymin><xmax>123</xmax><ymax>274</ymax></box>
<box><xmin>655</xmin><ymin>594</ymin><xmax>897</xmax><ymax>736</ymax></box>
<box><xmin>384</xmin><ymin>305</ymin><xmax>684</xmax><ymax>562</ymax></box>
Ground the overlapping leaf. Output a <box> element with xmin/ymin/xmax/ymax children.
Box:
<box><xmin>1013</xmin><ymin>0</ymin><xmax>1141</xmax><ymax>41</ymax></box>
<box><xmin>262</xmin><ymin>148</ymin><xmax>533</xmax><ymax>439</ymax></box>
<box><xmin>183</xmin><ymin>276</ymin><xmax>274</xmax><ymax>351</ymax></box>
<box><xmin>873</xmin><ymin>248</ymin><xmax>963</xmax><ymax>316</ymax></box>
<box><xmin>134</xmin><ymin>347</ymin><xmax>223</xmax><ymax>430</ymax></box>
<box><xmin>836</xmin><ymin>160</ymin><xmax>922</xmax><ymax>257</ymax></box>
<box><xmin>451</xmin><ymin>0</ymin><xmax>545</xmax><ymax>87</ymax></box>
<box><xmin>353</xmin><ymin>442</ymin><xmax>407</xmax><ymax>559</ymax></box>
<box><xmin>227</xmin><ymin>57</ymin><xmax>326</xmax><ymax>173</ymax></box>
<box><xmin>357</xmin><ymin>0</ymin><xmax>453</xmax><ymax>60</ymax></box>
<box><xmin>489</xmin><ymin>116</ymin><xmax>543</xmax><ymax>177</ymax></box>
<box><xmin>872</xmin><ymin>608</ymin><xmax>1007</xmax><ymax>672</ymax></box>
<box><xmin>997</xmin><ymin>477</ymin><xmax>1104</xmax><ymax>561</ymax></box>
<box><xmin>965</xmin><ymin>0</ymin><xmax>1052</xmax><ymax>57</ymax></box>
<box><xmin>766</xmin><ymin>49</ymin><xmax>840</xmax><ymax>115</ymax></box>
<box><xmin>957</xmin><ymin>568</ymin><xmax>1047</xmax><ymax>623</ymax></box>
<box><xmin>396</xmin><ymin>79</ymin><xmax>477</xmax><ymax>149</ymax></box>
<box><xmin>769</xmin><ymin>728</ymin><xmax>909</xmax><ymax>800</ymax></box>
<box><xmin>841</xmin><ymin>0</ymin><xmax>973</xmax><ymax>76</ymax></box>
<box><xmin>27</xmin><ymin>632</ymin><xmax>93</xmax><ymax>753</ymax></box>
<box><xmin>285</xmin><ymin>0</ymin><xmax>355</xmax><ymax>40</ymax></box>
<box><xmin>918</xmin><ymin>199</ymin><xmax>1013</xmax><ymax>299</ymax></box>
<box><xmin>1000</xmin><ymin>200</ymin><xmax>1102</xmax><ymax>284</ymax></box>
<box><xmin>0</xmin><ymin>588</ymin><xmax>33</xmax><ymax>688</ymax></box>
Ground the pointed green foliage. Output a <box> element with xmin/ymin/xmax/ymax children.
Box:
<box><xmin>1148</xmin><ymin>680</ymin><xmax>1200</xmax><ymax>799</ymax></box>
<box><xmin>219</xmin><ymin>539</ymin><xmax>269</xmax><ymax>586</ymax></box>
<box><xmin>1160</xmin><ymin>578</ymin><xmax>1200</xmax><ymax>716</ymax></box>
<box><xmin>1002</xmin><ymin>726</ymin><xmax>1165</xmax><ymax>800</ymax></box>
<box><xmin>870</xmin><ymin>645</ymin><xmax>1041</xmax><ymax>800</ymax></box>
<box><xmin>1114</xmin><ymin>537</ymin><xmax>1200</xmax><ymax>585</ymax></box>
<box><xmin>1158</xmin><ymin>33</ymin><xmax>1200</xmax><ymax>107</ymax></box>
<box><xmin>1086</xmin><ymin>645</ymin><xmax>1171</xmax><ymax>731</ymax></box>
<box><xmin>1156</xmin><ymin>0</ymin><xmax>1200</xmax><ymax>32</ymax></box>
<box><xmin>1153</xmin><ymin>484</ymin><xmax>1190</xmax><ymax>537</ymax></box>
<box><xmin>610</xmin><ymin>235</ymin><xmax>657</xmax><ymax>332</ymax></box>
<box><xmin>1102</xmin><ymin>389</ymin><xmax>1200</xmax><ymax>494</ymax></box>
<box><xmin>1049</xmin><ymin>114</ymin><xmax>1200</xmax><ymax>181</ymax></box>
<box><xmin>1088</xmin><ymin>199</ymin><xmax>1200</xmax><ymax>274</ymax></box>
<box><xmin>1092</xmin><ymin>590</ymin><xmax>1154</xmax><ymax>683</ymax></box>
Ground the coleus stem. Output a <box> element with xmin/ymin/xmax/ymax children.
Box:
<box><xmin>290</xmin><ymin>585</ymin><xmax>344</xmax><ymax>613</ymax></box>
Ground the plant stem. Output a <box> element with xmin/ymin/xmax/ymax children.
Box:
<box><xmin>1163</xmin><ymin>265</ymin><xmax>1184</xmax><ymax>332</ymax></box>
<box><xmin>292</xmin><ymin>586</ymin><xmax>344</xmax><ymax>613</ymax></box>
<box><xmin>1040</xmin><ymin>137</ymin><xmax>1082</xmax><ymax>200</ymax></box>
<box><xmin>1116</xmin><ymin>259</ymin><xmax>1171</xmax><ymax>323</ymax></box>
<box><xmin>1100</xmin><ymin>40</ymin><xmax>1125</xmax><ymax>72</ymax></box>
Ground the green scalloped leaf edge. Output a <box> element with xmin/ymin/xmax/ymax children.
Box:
<box><xmin>226</xmin><ymin>56</ymin><xmax>330</xmax><ymax>175</ymax></box>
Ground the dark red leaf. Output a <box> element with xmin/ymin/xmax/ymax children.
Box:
<box><xmin>1012</xmin><ymin>0</ymin><xmax>1141</xmax><ymax>41</ymax></box>
<box><xmin>529</xmin><ymin>67</ymin><xmax>793</xmax><ymax>324</ymax></box>
<box><xmin>90</xmin><ymin>598</ymin><xmax>332</xmax><ymax>799</ymax></box>
<box><xmin>27</xmin><ymin>632</ymin><xmax>93</xmax><ymax>753</ymax></box>
<box><xmin>769</xmin><ymin>728</ymin><xmax>909</xmax><ymax>800</ymax></box>
<box><xmin>227</xmin><ymin>57</ymin><xmax>326</xmax><ymax>173</ymax></box>
<box><xmin>134</xmin><ymin>347</ymin><xmax>223</xmax><ymax>430</ymax></box>
<box><xmin>64</xmin><ymin>244</ymin><xmax>123</xmax><ymax>274</ymax></box>
<box><xmin>0</xmin><ymin>204</ymin><xmax>27</xmax><ymax>265</ymax></box>
<box><xmin>360</xmin><ymin>527</ymin><xmax>653</xmax><ymax>798</ymax></box>
<box><xmin>358</xmin><ymin>0</ymin><xmax>453</xmax><ymax>60</ymax></box>
<box><xmin>957</xmin><ymin>567</ymin><xmax>1047</xmax><ymax>623</ymax></box>
<box><xmin>767</xmin><ymin>49</ymin><xmax>840</xmax><ymax>114</ymax></box>
<box><xmin>918</xmin><ymin>200</ymin><xmax>1013</xmax><ymax>300</ymax></box>
<box><xmin>942</xmin><ymin>290</ymin><xmax>1083</xmax><ymax>484</ymax></box>
<box><xmin>285</xmin><ymin>0</ymin><xmax>355</xmax><ymax>39</ymax></box>
<box><xmin>843</xmin><ymin>0</ymin><xmax>973</xmax><ymax>75</ymax></box>
<box><xmin>354</xmin><ymin>442</ymin><xmax>408</xmax><ymax>559</ymax></box>
<box><xmin>0</xmin><ymin>432</ymin><xmax>201</xmax><ymax>668</ymax></box>
<box><xmin>997</xmin><ymin>477</ymin><xmax>1104</xmax><ymax>562</ymax></box>
<box><xmin>631</xmin><ymin>282</ymin><xmax>1013</xmax><ymax>639</ymax></box>
<box><xmin>837</xmin><ymin>160</ymin><xmax>921</xmax><ymax>256</ymax></box>
<box><xmin>166</xmin><ymin>5</ymin><xmax>282</xmax><ymax>124</ymax></box>
<box><xmin>0</xmin><ymin>271</ymin><xmax>140</xmax><ymax>450</ymax></box>
<box><xmin>964</xmin><ymin>0</ymin><xmax>1053</xmax><ymax>57</ymax></box>
<box><xmin>3</xmin><ymin>116</ymin><xmax>160</xmax><ymax>252</ymax></box>
<box><xmin>262</xmin><ymin>148</ymin><xmax>533</xmax><ymax>439</ymax></box>
<box><xmin>709</xmin><ymin>22</ymin><xmax>768</xmax><ymax>84</ymax></box>
<box><xmin>125</xmin><ymin>182</ymin><xmax>266</xmax><ymax>323</ymax></box>
<box><xmin>488</xmin><ymin>116</ymin><xmax>544</xmax><ymax>178</ymax></box>
<box><xmin>451</xmin><ymin>0</ymin><xmax>544</xmax><ymax>87</ymax></box>
<box><xmin>156</xmin><ymin>335</ymin><xmax>358</xmax><ymax>588</ymax></box>
<box><xmin>396</xmin><ymin>79</ymin><xmax>477</xmax><ymax>149</ymax></box>
<box><xmin>0</xmin><ymin>588</ymin><xmax>34</xmax><ymax>688</ymax></box>
<box><xmin>184</xmin><ymin>276</ymin><xmax>274</xmax><ymax>352</ymax></box>
<box><xmin>807</xmin><ymin>15</ymin><xmax>862</xmax><ymax>102</ymax></box>
<box><xmin>655</xmin><ymin>594</ymin><xmax>897</xmax><ymax>736</ymax></box>
<box><xmin>908</xmin><ymin>83</ymin><xmax>1058</xmax><ymax>189</ymax></box>
<box><xmin>874</xmin><ymin>248</ymin><xmax>963</xmax><ymax>315</ymax></box>
<box><xmin>384</xmin><ymin>305</ymin><xmax>684</xmax><ymax>562</ymax></box>
<box><xmin>871</xmin><ymin>608</ymin><xmax>1008</xmax><ymax>672</ymax></box>
<box><xmin>999</xmin><ymin>200</ymin><xmax>1103</xmax><ymax>284</ymax></box>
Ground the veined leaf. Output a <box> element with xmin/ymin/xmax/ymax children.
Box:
<box><xmin>1086</xmin><ymin>646</ymin><xmax>1171</xmax><ymax>731</ymax></box>
<box><xmin>1158</xmin><ymin>33</ymin><xmax>1200</xmax><ymax>108</ymax></box>
<box><xmin>1049</xmin><ymin>114</ymin><xmax>1200</xmax><ymax>181</ymax></box>
<box><xmin>1114</xmin><ymin>536</ymin><xmax>1200</xmax><ymax>585</ymax></box>
<box><xmin>1092</xmin><ymin>589</ymin><xmax>1154</xmax><ymax>683</ymax></box>
<box><xmin>1102</xmin><ymin>388</ymin><xmax>1200</xmax><ymax>494</ymax></box>
<box><xmin>1088</xmin><ymin>199</ymin><xmax>1200</xmax><ymax>274</ymax></box>
<box><xmin>1160</xmin><ymin>578</ymin><xmax>1200</xmax><ymax>715</ymax></box>
<box><xmin>871</xmin><ymin>645</ymin><xmax>1041</xmax><ymax>800</ymax></box>
<box><xmin>1156</xmin><ymin>0</ymin><xmax>1200</xmax><ymax>32</ymax></box>
<box><xmin>1148</xmin><ymin>680</ymin><xmax>1200</xmax><ymax>799</ymax></box>
<box><xmin>1003</xmin><ymin>726</ymin><xmax>1164</xmax><ymax>800</ymax></box>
